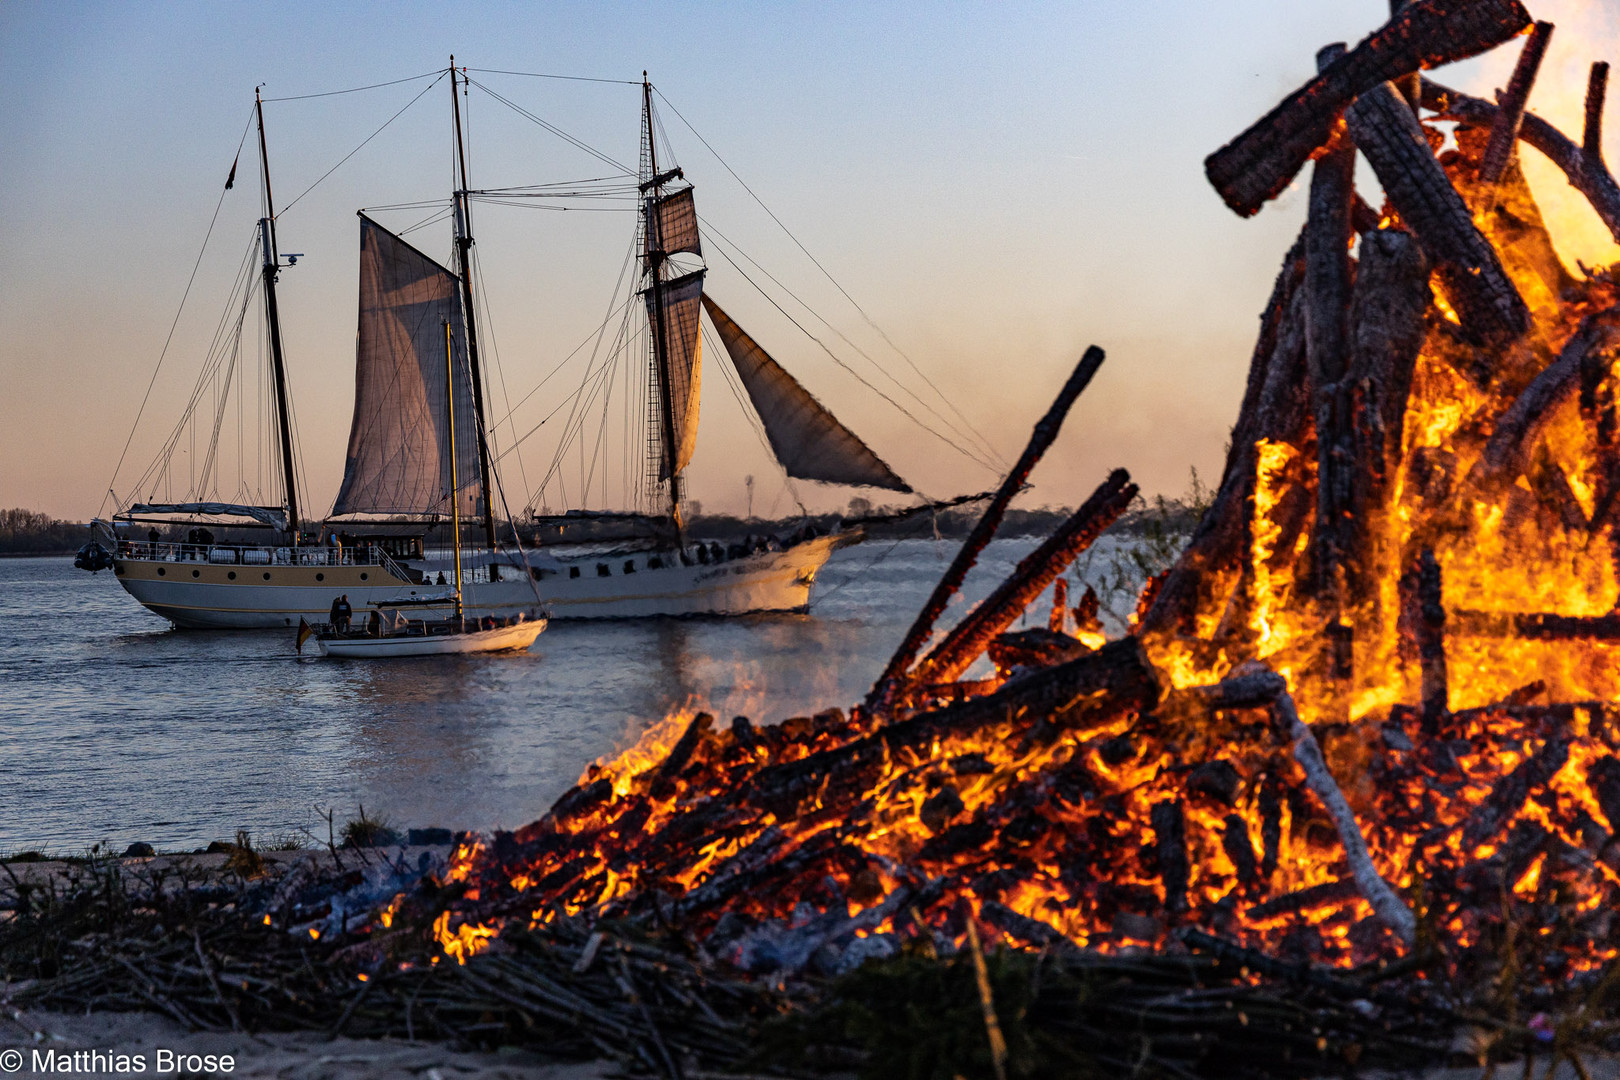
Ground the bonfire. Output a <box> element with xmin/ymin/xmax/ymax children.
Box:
<box><xmin>11</xmin><ymin>1</ymin><xmax>1620</xmax><ymax>1075</ymax></box>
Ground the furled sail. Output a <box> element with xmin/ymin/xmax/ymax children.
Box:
<box><xmin>700</xmin><ymin>295</ymin><xmax>912</xmax><ymax>492</ymax></box>
<box><xmin>645</xmin><ymin>188</ymin><xmax>701</xmax><ymax>259</ymax></box>
<box><xmin>330</xmin><ymin>216</ymin><xmax>481</xmax><ymax>518</ymax></box>
<box><xmin>649</xmin><ymin>270</ymin><xmax>705</xmax><ymax>480</ymax></box>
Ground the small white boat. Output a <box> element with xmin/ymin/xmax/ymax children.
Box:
<box><xmin>308</xmin><ymin>324</ymin><xmax>547</xmax><ymax>659</ymax></box>
<box><xmin>315</xmin><ymin>612</ymin><xmax>545</xmax><ymax>658</ymax></box>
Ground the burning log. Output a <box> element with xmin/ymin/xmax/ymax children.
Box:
<box><xmin>1305</xmin><ymin>42</ymin><xmax>1359</xmax><ymax>600</ymax></box>
<box><xmin>1150</xmin><ymin>800</ymin><xmax>1191</xmax><ymax>915</ymax></box>
<box><xmin>866</xmin><ymin>346</ymin><xmax>1105</xmax><ymax>713</ymax></box>
<box><xmin>907</xmin><ymin>469</ymin><xmax>1137</xmax><ymax>689</ymax></box>
<box><xmin>1472</xmin><ymin>307</ymin><xmax>1620</xmax><ymax>489</ymax></box>
<box><xmin>1204</xmin><ymin>0</ymin><xmax>1529</xmax><ymax>218</ymax></box>
<box><xmin>1413</xmin><ymin>549</ymin><xmax>1449</xmax><ymax>729</ymax></box>
<box><xmin>1345</xmin><ymin>227</ymin><xmax>1430</xmax><ymax>604</ymax></box>
<box><xmin>1425</xmin><ymin>73</ymin><xmax>1620</xmax><ymax>244</ymax></box>
<box><xmin>1459</xmin><ymin>736</ymin><xmax>1570</xmax><ymax>849</ymax></box>
<box><xmin>1346</xmin><ymin>79</ymin><xmax>1529</xmax><ymax>346</ymax></box>
<box><xmin>1141</xmin><ymin>231</ymin><xmax>1311</xmax><ymax>640</ymax></box>
<box><xmin>986</xmin><ymin>627</ymin><xmax>1089</xmax><ymax>675</ymax></box>
<box><xmin>1478</xmin><ymin>21</ymin><xmax>1554</xmax><ymax>186</ymax></box>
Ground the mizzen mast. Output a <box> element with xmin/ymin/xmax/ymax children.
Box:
<box><xmin>255</xmin><ymin>87</ymin><xmax>300</xmax><ymax>539</ymax></box>
<box><xmin>449</xmin><ymin>57</ymin><xmax>499</xmax><ymax>553</ymax></box>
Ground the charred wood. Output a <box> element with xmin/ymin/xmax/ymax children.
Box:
<box><xmin>1425</xmin><ymin>77</ymin><xmax>1620</xmax><ymax>244</ymax></box>
<box><xmin>910</xmin><ymin>469</ymin><xmax>1136</xmax><ymax>687</ymax></box>
<box><xmin>987</xmin><ymin>627</ymin><xmax>1090</xmax><ymax>675</ymax></box>
<box><xmin>1460</xmin><ymin>737</ymin><xmax>1571</xmax><ymax>849</ymax></box>
<box><xmin>867</xmin><ymin>346</ymin><xmax>1106</xmax><ymax>713</ymax></box>
<box><xmin>650</xmin><ymin>712</ymin><xmax>714</xmax><ymax>799</ymax></box>
<box><xmin>1246</xmin><ymin>879</ymin><xmax>1363</xmax><ymax>921</ymax></box>
<box><xmin>1347</xmin><ymin>81</ymin><xmax>1528</xmax><ymax>347</ymax></box>
<box><xmin>1306</xmin><ymin>42</ymin><xmax>1359</xmax><ymax>599</ymax></box>
<box><xmin>1151</xmin><ymin>799</ymin><xmax>1190</xmax><ymax>915</ymax></box>
<box><xmin>1472</xmin><ymin>307</ymin><xmax>1620</xmax><ymax>488</ymax></box>
<box><xmin>1141</xmin><ymin>232</ymin><xmax>1312</xmax><ymax>640</ymax></box>
<box><xmin>1479</xmin><ymin>21</ymin><xmax>1554</xmax><ymax>185</ymax></box>
<box><xmin>1416</xmin><ymin>550</ymin><xmax>1448</xmax><ymax>729</ymax></box>
<box><xmin>1587</xmin><ymin>62</ymin><xmax>1610</xmax><ymax>159</ymax></box>
<box><xmin>1222</xmin><ymin>814</ymin><xmax>1261</xmax><ymax>891</ymax></box>
<box><xmin>1204</xmin><ymin>0</ymin><xmax>1530</xmax><ymax>217</ymax></box>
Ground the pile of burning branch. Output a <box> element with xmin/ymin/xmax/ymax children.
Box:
<box><xmin>13</xmin><ymin>0</ymin><xmax>1620</xmax><ymax>1074</ymax></box>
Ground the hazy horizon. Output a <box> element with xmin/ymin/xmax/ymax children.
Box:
<box><xmin>4</xmin><ymin>1</ymin><xmax>1617</xmax><ymax>523</ymax></box>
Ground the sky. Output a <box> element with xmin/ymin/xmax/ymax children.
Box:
<box><xmin>2</xmin><ymin>1</ymin><xmax>1618</xmax><ymax>523</ymax></box>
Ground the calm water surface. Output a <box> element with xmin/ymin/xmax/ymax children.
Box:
<box><xmin>0</xmin><ymin>537</ymin><xmax>1078</xmax><ymax>851</ymax></box>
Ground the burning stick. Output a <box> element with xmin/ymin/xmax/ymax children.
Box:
<box><xmin>1425</xmin><ymin>75</ymin><xmax>1620</xmax><ymax>244</ymax></box>
<box><xmin>1346</xmin><ymin>80</ymin><xmax>1529</xmax><ymax>346</ymax></box>
<box><xmin>866</xmin><ymin>346</ymin><xmax>1106</xmax><ymax>713</ymax></box>
<box><xmin>1226</xmin><ymin>666</ymin><xmax>1419</xmax><ymax>945</ymax></box>
<box><xmin>1204</xmin><ymin>0</ymin><xmax>1530</xmax><ymax>217</ymax></box>
<box><xmin>1472</xmin><ymin>308</ymin><xmax>1620</xmax><ymax>490</ymax></box>
<box><xmin>906</xmin><ymin>469</ymin><xmax>1137</xmax><ymax>690</ymax></box>
<box><xmin>1479</xmin><ymin>21</ymin><xmax>1554</xmax><ymax>185</ymax></box>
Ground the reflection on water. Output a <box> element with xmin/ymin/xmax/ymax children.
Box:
<box><xmin>0</xmin><ymin>537</ymin><xmax>1067</xmax><ymax>851</ymax></box>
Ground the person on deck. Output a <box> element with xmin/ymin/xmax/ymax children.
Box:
<box><xmin>330</xmin><ymin>594</ymin><xmax>352</xmax><ymax>632</ymax></box>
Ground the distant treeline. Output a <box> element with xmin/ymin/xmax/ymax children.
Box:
<box><xmin>0</xmin><ymin>509</ymin><xmax>88</xmax><ymax>554</ymax></box>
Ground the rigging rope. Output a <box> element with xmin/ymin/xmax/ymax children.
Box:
<box><xmin>463</xmin><ymin>76</ymin><xmax>634</xmax><ymax>177</ymax></box>
<box><xmin>262</xmin><ymin>70</ymin><xmax>441</xmax><ymax>101</ymax></box>
<box><xmin>279</xmin><ymin>71</ymin><xmax>447</xmax><ymax>217</ymax></box>
<box><xmin>101</xmin><ymin>107</ymin><xmax>256</xmax><ymax>518</ymax></box>
<box><xmin>653</xmin><ymin>87</ymin><xmax>1007</xmax><ymax>473</ymax></box>
<box><xmin>465</xmin><ymin>67</ymin><xmax>641</xmax><ymax>86</ymax></box>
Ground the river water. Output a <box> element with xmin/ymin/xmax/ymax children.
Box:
<box><xmin>0</xmin><ymin>536</ymin><xmax>1130</xmax><ymax>853</ymax></box>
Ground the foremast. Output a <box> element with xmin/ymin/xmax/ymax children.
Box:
<box><xmin>449</xmin><ymin>57</ymin><xmax>499</xmax><ymax>553</ymax></box>
<box><xmin>255</xmin><ymin>88</ymin><xmax>300</xmax><ymax>540</ymax></box>
<box><xmin>641</xmin><ymin>75</ymin><xmax>692</xmax><ymax>536</ymax></box>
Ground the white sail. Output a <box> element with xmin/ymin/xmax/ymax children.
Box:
<box><xmin>330</xmin><ymin>217</ymin><xmax>480</xmax><ymax>518</ymax></box>
<box><xmin>701</xmin><ymin>295</ymin><xmax>911</xmax><ymax>492</ymax></box>
<box><xmin>649</xmin><ymin>270</ymin><xmax>705</xmax><ymax>480</ymax></box>
<box><xmin>645</xmin><ymin>188</ymin><xmax>701</xmax><ymax>259</ymax></box>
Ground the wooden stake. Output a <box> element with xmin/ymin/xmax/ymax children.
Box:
<box><xmin>1479</xmin><ymin>21</ymin><xmax>1554</xmax><ymax>185</ymax></box>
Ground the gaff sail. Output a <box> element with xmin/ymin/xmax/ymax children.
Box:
<box><xmin>701</xmin><ymin>295</ymin><xmax>911</xmax><ymax>493</ymax></box>
<box><xmin>649</xmin><ymin>270</ymin><xmax>705</xmax><ymax>480</ymax></box>
<box><xmin>330</xmin><ymin>216</ymin><xmax>481</xmax><ymax>518</ymax></box>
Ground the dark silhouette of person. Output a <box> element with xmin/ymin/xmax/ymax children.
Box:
<box><xmin>330</xmin><ymin>594</ymin><xmax>352</xmax><ymax>632</ymax></box>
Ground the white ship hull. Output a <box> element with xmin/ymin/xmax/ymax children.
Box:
<box><xmin>316</xmin><ymin>617</ymin><xmax>546</xmax><ymax>658</ymax></box>
<box><xmin>110</xmin><ymin>535</ymin><xmax>842</xmax><ymax>628</ymax></box>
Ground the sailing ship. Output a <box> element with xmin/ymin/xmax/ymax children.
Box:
<box><xmin>312</xmin><ymin>323</ymin><xmax>546</xmax><ymax>657</ymax></box>
<box><xmin>91</xmin><ymin>67</ymin><xmax>947</xmax><ymax>628</ymax></box>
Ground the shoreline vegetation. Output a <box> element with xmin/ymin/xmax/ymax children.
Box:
<box><xmin>4</xmin><ymin>472</ymin><xmax>1210</xmax><ymax>556</ymax></box>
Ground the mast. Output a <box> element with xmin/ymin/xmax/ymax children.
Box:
<box><xmin>255</xmin><ymin>88</ymin><xmax>300</xmax><ymax>540</ymax></box>
<box><xmin>449</xmin><ymin>57</ymin><xmax>499</xmax><ymax>553</ymax></box>
<box><xmin>445</xmin><ymin>322</ymin><xmax>465</xmax><ymax>624</ymax></box>
<box><xmin>642</xmin><ymin>74</ymin><xmax>684</xmax><ymax>534</ymax></box>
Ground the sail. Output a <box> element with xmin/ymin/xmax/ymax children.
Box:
<box><xmin>649</xmin><ymin>270</ymin><xmax>705</xmax><ymax>480</ymax></box>
<box><xmin>701</xmin><ymin>295</ymin><xmax>912</xmax><ymax>492</ymax></box>
<box><xmin>330</xmin><ymin>216</ymin><xmax>481</xmax><ymax>518</ymax></box>
<box><xmin>645</xmin><ymin>187</ymin><xmax>701</xmax><ymax>259</ymax></box>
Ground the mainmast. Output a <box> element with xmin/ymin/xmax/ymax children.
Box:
<box><xmin>444</xmin><ymin>323</ymin><xmax>465</xmax><ymax>624</ymax></box>
<box><xmin>642</xmin><ymin>74</ymin><xmax>684</xmax><ymax>533</ymax></box>
<box><xmin>255</xmin><ymin>88</ymin><xmax>300</xmax><ymax>540</ymax></box>
<box><xmin>449</xmin><ymin>57</ymin><xmax>499</xmax><ymax>553</ymax></box>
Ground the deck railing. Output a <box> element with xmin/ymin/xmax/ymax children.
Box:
<box><xmin>114</xmin><ymin>540</ymin><xmax>389</xmax><ymax>567</ymax></box>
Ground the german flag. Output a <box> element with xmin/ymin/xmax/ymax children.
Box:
<box><xmin>296</xmin><ymin>617</ymin><xmax>314</xmax><ymax>654</ymax></box>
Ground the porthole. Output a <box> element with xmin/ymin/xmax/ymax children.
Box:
<box><xmin>360</xmin><ymin>572</ymin><xmax>368</xmax><ymax>581</ymax></box>
<box><xmin>569</xmin><ymin>566</ymin><xmax>580</xmax><ymax>578</ymax></box>
<box><xmin>156</xmin><ymin>567</ymin><xmax>166</xmax><ymax>576</ymax></box>
<box><xmin>315</xmin><ymin>572</ymin><xmax>325</xmax><ymax>582</ymax></box>
<box><xmin>227</xmin><ymin>571</ymin><xmax>236</xmax><ymax>580</ymax></box>
<box><xmin>263</xmin><ymin>572</ymin><xmax>272</xmax><ymax>581</ymax></box>
<box><xmin>192</xmin><ymin>569</ymin><xmax>200</xmax><ymax>578</ymax></box>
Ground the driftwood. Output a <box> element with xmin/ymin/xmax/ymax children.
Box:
<box><xmin>866</xmin><ymin>346</ymin><xmax>1105</xmax><ymax>712</ymax></box>
<box><xmin>1479</xmin><ymin>21</ymin><xmax>1554</xmax><ymax>185</ymax></box>
<box><xmin>908</xmin><ymin>469</ymin><xmax>1136</xmax><ymax>688</ymax></box>
<box><xmin>1204</xmin><ymin>0</ymin><xmax>1529</xmax><ymax>217</ymax></box>
<box><xmin>1347</xmin><ymin>80</ymin><xmax>1528</xmax><ymax>347</ymax></box>
<box><xmin>1472</xmin><ymin>307</ymin><xmax>1620</xmax><ymax>488</ymax></box>
<box><xmin>1305</xmin><ymin>42</ymin><xmax>1358</xmax><ymax>599</ymax></box>
<box><xmin>1425</xmin><ymin>76</ymin><xmax>1620</xmax><ymax>244</ymax></box>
